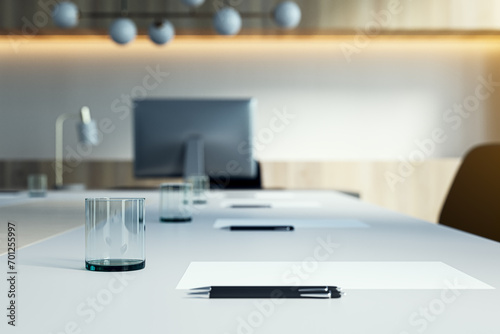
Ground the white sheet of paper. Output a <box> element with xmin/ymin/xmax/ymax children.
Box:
<box><xmin>220</xmin><ymin>200</ymin><xmax>321</xmax><ymax>208</ymax></box>
<box><xmin>254</xmin><ymin>192</ymin><xmax>296</xmax><ymax>200</ymax></box>
<box><xmin>176</xmin><ymin>261</ymin><xmax>494</xmax><ymax>290</ymax></box>
<box><xmin>213</xmin><ymin>218</ymin><xmax>369</xmax><ymax>229</ymax></box>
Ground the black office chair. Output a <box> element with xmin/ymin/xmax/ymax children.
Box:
<box><xmin>209</xmin><ymin>161</ymin><xmax>262</xmax><ymax>190</ymax></box>
<box><xmin>439</xmin><ymin>144</ymin><xmax>500</xmax><ymax>242</ymax></box>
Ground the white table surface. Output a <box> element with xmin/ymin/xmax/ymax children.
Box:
<box><xmin>1</xmin><ymin>190</ymin><xmax>499</xmax><ymax>334</ymax></box>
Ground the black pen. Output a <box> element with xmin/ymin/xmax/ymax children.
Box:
<box><xmin>229</xmin><ymin>225</ymin><xmax>294</xmax><ymax>231</ymax></box>
<box><xmin>188</xmin><ymin>286</ymin><xmax>342</xmax><ymax>299</ymax></box>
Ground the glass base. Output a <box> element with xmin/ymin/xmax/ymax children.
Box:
<box><xmin>85</xmin><ymin>259</ymin><xmax>145</xmax><ymax>272</ymax></box>
<box><xmin>160</xmin><ymin>217</ymin><xmax>192</xmax><ymax>222</ymax></box>
<box><xmin>29</xmin><ymin>191</ymin><xmax>46</xmax><ymax>197</ymax></box>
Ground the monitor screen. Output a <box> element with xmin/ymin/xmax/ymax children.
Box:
<box><xmin>133</xmin><ymin>98</ymin><xmax>257</xmax><ymax>181</ymax></box>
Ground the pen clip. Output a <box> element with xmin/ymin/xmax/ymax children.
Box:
<box><xmin>299</xmin><ymin>292</ymin><xmax>332</xmax><ymax>299</ymax></box>
<box><xmin>300</xmin><ymin>291</ymin><xmax>344</xmax><ymax>299</ymax></box>
<box><xmin>297</xmin><ymin>287</ymin><xmax>328</xmax><ymax>292</ymax></box>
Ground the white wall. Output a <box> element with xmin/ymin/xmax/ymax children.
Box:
<box><xmin>1</xmin><ymin>37</ymin><xmax>500</xmax><ymax>161</ymax></box>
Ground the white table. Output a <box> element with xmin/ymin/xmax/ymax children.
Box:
<box><xmin>1</xmin><ymin>190</ymin><xmax>499</xmax><ymax>334</ymax></box>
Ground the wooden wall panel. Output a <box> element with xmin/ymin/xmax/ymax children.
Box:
<box><xmin>260</xmin><ymin>159</ymin><xmax>461</xmax><ymax>223</ymax></box>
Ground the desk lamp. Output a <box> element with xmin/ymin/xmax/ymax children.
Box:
<box><xmin>54</xmin><ymin>106</ymin><xmax>98</xmax><ymax>189</ymax></box>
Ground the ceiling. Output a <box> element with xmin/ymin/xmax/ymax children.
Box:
<box><xmin>1</xmin><ymin>0</ymin><xmax>500</xmax><ymax>35</ymax></box>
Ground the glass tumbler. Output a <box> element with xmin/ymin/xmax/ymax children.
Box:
<box><xmin>28</xmin><ymin>174</ymin><xmax>47</xmax><ymax>197</ymax></box>
<box><xmin>160</xmin><ymin>183</ymin><xmax>193</xmax><ymax>222</ymax></box>
<box><xmin>85</xmin><ymin>198</ymin><xmax>145</xmax><ymax>272</ymax></box>
<box><xmin>186</xmin><ymin>175</ymin><xmax>209</xmax><ymax>204</ymax></box>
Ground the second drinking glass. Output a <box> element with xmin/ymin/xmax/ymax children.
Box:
<box><xmin>160</xmin><ymin>183</ymin><xmax>193</xmax><ymax>222</ymax></box>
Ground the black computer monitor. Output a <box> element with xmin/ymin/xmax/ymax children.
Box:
<box><xmin>133</xmin><ymin>98</ymin><xmax>257</xmax><ymax>187</ymax></box>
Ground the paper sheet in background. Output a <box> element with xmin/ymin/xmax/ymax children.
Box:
<box><xmin>176</xmin><ymin>262</ymin><xmax>495</xmax><ymax>290</ymax></box>
<box><xmin>213</xmin><ymin>218</ymin><xmax>369</xmax><ymax>229</ymax></box>
<box><xmin>253</xmin><ymin>192</ymin><xmax>296</xmax><ymax>200</ymax></box>
<box><xmin>220</xmin><ymin>200</ymin><xmax>321</xmax><ymax>208</ymax></box>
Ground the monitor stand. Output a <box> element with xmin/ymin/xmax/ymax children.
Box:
<box><xmin>183</xmin><ymin>136</ymin><xmax>205</xmax><ymax>178</ymax></box>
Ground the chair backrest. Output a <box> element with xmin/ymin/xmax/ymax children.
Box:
<box><xmin>439</xmin><ymin>144</ymin><xmax>500</xmax><ymax>242</ymax></box>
